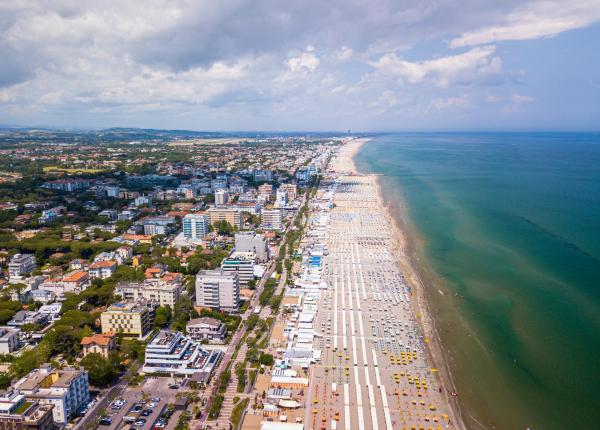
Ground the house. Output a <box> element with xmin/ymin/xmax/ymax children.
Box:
<box><xmin>80</xmin><ymin>333</ymin><xmax>116</xmax><ymax>358</ymax></box>
<box><xmin>89</xmin><ymin>260</ymin><xmax>117</xmax><ymax>279</ymax></box>
<box><xmin>62</xmin><ymin>271</ymin><xmax>90</xmax><ymax>292</ymax></box>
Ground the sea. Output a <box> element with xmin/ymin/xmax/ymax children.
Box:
<box><xmin>354</xmin><ymin>133</ymin><xmax>600</xmax><ymax>430</ymax></box>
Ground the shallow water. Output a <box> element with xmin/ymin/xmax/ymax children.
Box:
<box><xmin>355</xmin><ymin>133</ymin><xmax>600</xmax><ymax>430</ymax></box>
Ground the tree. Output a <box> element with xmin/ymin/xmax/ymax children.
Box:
<box><xmin>0</xmin><ymin>373</ymin><xmax>11</xmax><ymax>390</ymax></box>
<box><xmin>154</xmin><ymin>305</ymin><xmax>172</xmax><ymax>329</ymax></box>
<box><xmin>80</xmin><ymin>353</ymin><xmax>118</xmax><ymax>387</ymax></box>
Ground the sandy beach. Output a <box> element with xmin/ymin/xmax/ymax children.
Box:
<box><xmin>331</xmin><ymin>137</ymin><xmax>466</xmax><ymax>429</ymax></box>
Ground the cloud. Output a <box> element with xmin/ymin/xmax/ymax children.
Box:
<box><xmin>431</xmin><ymin>95</ymin><xmax>471</xmax><ymax>110</ymax></box>
<box><xmin>511</xmin><ymin>92</ymin><xmax>535</xmax><ymax>103</ymax></box>
<box><xmin>287</xmin><ymin>49</ymin><xmax>320</xmax><ymax>72</ymax></box>
<box><xmin>335</xmin><ymin>46</ymin><xmax>354</xmax><ymax>61</ymax></box>
<box><xmin>450</xmin><ymin>1</ymin><xmax>600</xmax><ymax>47</ymax></box>
<box><xmin>369</xmin><ymin>45</ymin><xmax>502</xmax><ymax>87</ymax></box>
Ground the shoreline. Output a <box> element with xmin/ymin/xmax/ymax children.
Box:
<box><xmin>338</xmin><ymin>137</ymin><xmax>467</xmax><ymax>430</ymax></box>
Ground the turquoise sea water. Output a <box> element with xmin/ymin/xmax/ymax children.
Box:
<box><xmin>354</xmin><ymin>133</ymin><xmax>600</xmax><ymax>430</ymax></box>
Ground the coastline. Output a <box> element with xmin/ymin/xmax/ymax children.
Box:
<box><xmin>340</xmin><ymin>137</ymin><xmax>467</xmax><ymax>430</ymax></box>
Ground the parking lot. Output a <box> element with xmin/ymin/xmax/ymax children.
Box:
<box><xmin>99</xmin><ymin>377</ymin><xmax>183</xmax><ymax>430</ymax></box>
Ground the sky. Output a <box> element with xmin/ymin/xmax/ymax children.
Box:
<box><xmin>1</xmin><ymin>0</ymin><xmax>600</xmax><ymax>132</ymax></box>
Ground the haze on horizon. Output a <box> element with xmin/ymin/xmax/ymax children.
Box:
<box><xmin>1</xmin><ymin>1</ymin><xmax>600</xmax><ymax>132</ymax></box>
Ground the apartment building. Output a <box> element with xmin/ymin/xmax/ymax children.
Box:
<box><xmin>8</xmin><ymin>254</ymin><xmax>36</xmax><ymax>281</ymax></box>
<box><xmin>114</xmin><ymin>278</ymin><xmax>182</xmax><ymax>307</ymax></box>
<box><xmin>14</xmin><ymin>364</ymin><xmax>89</xmax><ymax>424</ymax></box>
<box><xmin>195</xmin><ymin>270</ymin><xmax>240</xmax><ymax>312</ymax></box>
<box><xmin>234</xmin><ymin>232</ymin><xmax>270</xmax><ymax>262</ymax></box>
<box><xmin>207</xmin><ymin>207</ymin><xmax>242</xmax><ymax>229</ymax></box>
<box><xmin>0</xmin><ymin>327</ymin><xmax>20</xmax><ymax>354</ymax></box>
<box><xmin>142</xmin><ymin>330</ymin><xmax>221</xmax><ymax>379</ymax></box>
<box><xmin>186</xmin><ymin>317</ymin><xmax>227</xmax><ymax>343</ymax></box>
<box><xmin>221</xmin><ymin>252</ymin><xmax>255</xmax><ymax>287</ymax></box>
<box><xmin>100</xmin><ymin>302</ymin><xmax>154</xmax><ymax>339</ymax></box>
<box><xmin>182</xmin><ymin>214</ymin><xmax>209</xmax><ymax>240</ymax></box>
<box><xmin>261</xmin><ymin>208</ymin><xmax>283</xmax><ymax>231</ymax></box>
<box><xmin>0</xmin><ymin>391</ymin><xmax>55</xmax><ymax>430</ymax></box>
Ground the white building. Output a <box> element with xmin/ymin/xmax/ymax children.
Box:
<box><xmin>183</xmin><ymin>214</ymin><xmax>209</xmax><ymax>240</ymax></box>
<box><xmin>186</xmin><ymin>317</ymin><xmax>227</xmax><ymax>343</ymax></box>
<box><xmin>0</xmin><ymin>326</ymin><xmax>20</xmax><ymax>353</ymax></box>
<box><xmin>8</xmin><ymin>254</ymin><xmax>36</xmax><ymax>281</ymax></box>
<box><xmin>221</xmin><ymin>252</ymin><xmax>256</xmax><ymax>287</ymax></box>
<box><xmin>142</xmin><ymin>330</ymin><xmax>221</xmax><ymax>379</ymax></box>
<box><xmin>235</xmin><ymin>232</ymin><xmax>270</xmax><ymax>262</ymax></box>
<box><xmin>15</xmin><ymin>364</ymin><xmax>89</xmax><ymax>424</ymax></box>
<box><xmin>115</xmin><ymin>278</ymin><xmax>182</xmax><ymax>307</ymax></box>
<box><xmin>261</xmin><ymin>208</ymin><xmax>283</xmax><ymax>231</ymax></box>
<box><xmin>214</xmin><ymin>190</ymin><xmax>229</xmax><ymax>205</ymax></box>
<box><xmin>195</xmin><ymin>270</ymin><xmax>240</xmax><ymax>312</ymax></box>
<box><xmin>275</xmin><ymin>189</ymin><xmax>288</xmax><ymax>208</ymax></box>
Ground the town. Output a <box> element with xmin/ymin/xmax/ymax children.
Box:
<box><xmin>0</xmin><ymin>130</ymin><xmax>345</xmax><ymax>430</ymax></box>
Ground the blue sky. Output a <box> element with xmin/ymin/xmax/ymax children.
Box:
<box><xmin>1</xmin><ymin>1</ymin><xmax>599</xmax><ymax>131</ymax></box>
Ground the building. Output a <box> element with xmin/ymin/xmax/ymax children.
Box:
<box><xmin>186</xmin><ymin>317</ymin><xmax>227</xmax><ymax>343</ymax></box>
<box><xmin>15</xmin><ymin>364</ymin><xmax>89</xmax><ymax>424</ymax></box>
<box><xmin>61</xmin><ymin>270</ymin><xmax>90</xmax><ymax>293</ymax></box>
<box><xmin>115</xmin><ymin>277</ymin><xmax>182</xmax><ymax>307</ymax></box>
<box><xmin>89</xmin><ymin>260</ymin><xmax>117</xmax><ymax>279</ymax></box>
<box><xmin>253</xmin><ymin>170</ymin><xmax>273</xmax><ymax>182</ymax></box>
<box><xmin>207</xmin><ymin>207</ymin><xmax>242</xmax><ymax>229</ymax></box>
<box><xmin>142</xmin><ymin>330</ymin><xmax>222</xmax><ymax>379</ymax></box>
<box><xmin>0</xmin><ymin>327</ymin><xmax>20</xmax><ymax>354</ymax></box>
<box><xmin>41</xmin><ymin>179</ymin><xmax>92</xmax><ymax>192</ymax></box>
<box><xmin>257</xmin><ymin>184</ymin><xmax>273</xmax><ymax>200</ymax></box>
<box><xmin>0</xmin><ymin>391</ymin><xmax>55</xmax><ymax>430</ymax></box>
<box><xmin>183</xmin><ymin>214</ymin><xmax>209</xmax><ymax>240</ymax></box>
<box><xmin>279</xmin><ymin>183</ymin><xmax>297</xmax><ymax>200</ymax></box>
<box><xmin>275</xmin><ymin>189</ymin><xmax>288</xmax><ymax>208</ymax></box>
<box><xmin>100</xmin><ymin>302</ymin><xmax>154</xmax><ymax>339</ymax></box>
<box><xmin>261</xmin><ymin>209</ymin><xmax>283</xmax><ymax>231</ymax></box>
<box><xmin>105</xmin><ymin>185</ymin><xmax>120</xmax><ymax>197</ymax></box>
<box><xmin>195</xmin><ymin>270</ymin><xmax>240</xmax><ymax>312</ymax></box>
<box><xmin>80</xmin><ymin>333</ymin><xmax>116</xmax><ymax>358</ymax></box>
<box><xmin>138</xmin><ymin>216</ymin><xmax>176</xmax><ymax>236</ymax></box>
<box><xmin>7</xmin><ymin>312</ymin><xmax>48</xmax><ymax>329</ymax></box>
<box><xmin>235</xmin><ymin>232</ymin><xmax>270</xmax><ymax>262</ymax></box>
<box><xmin>214</xmin><ymin>190</ymin><xmax>229</xmax><ymax>205</ymax></box>
<box><xmin>221</xmin><ymin>252</ymin><xmax>255</xmax><ymax>287</ymax></box>
<box><xmin>8</xmin><ymin>254</ymin><xmax>36</xmax><ymax>281</ymax></box>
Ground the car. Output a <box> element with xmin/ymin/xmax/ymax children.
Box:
<box><xmin>99</xmin><ymin>417</ymin><xmax>112</xmax><ymax>426</ymax></box>
<box><xmin>147</xmin><ymin>402</ymin><xmax>157</xmax><ymax>408</ymax></box>
<box><xmin>141</xmin><ymin>409</ymin><xmax>152</xmax><ymax>417</ymax></box>
<box><xmin>151</xmin><ymin>397</ymin><xmax>161</xmax><ymax>402</ymax></box>
<box><xmin>134</xmin><ymin>419</ymin><xmax>147</xmax><ymax>426</ymax></box>
<box><xmin>168</xmin><ymin>384</ymin><xmax>179</xmax><ymax>389</ymax></box>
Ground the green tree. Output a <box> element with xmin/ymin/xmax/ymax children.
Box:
<box><xmin>154</xmin><ymin>305</ymin><xmax>172</xmax><ymax>329</ymax></box>
<box><xmin>80</xmin><ymin>353</ymin><xmax>119</xmax><ymax>387</ymax></box>
<box><xmin>0</xmin><ymin>373</ymin><xmax>11</xmax><ymax>390</ymax></box>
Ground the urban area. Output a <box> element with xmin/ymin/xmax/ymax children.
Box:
<box><xmin>0</xmin><ymin>129</ymin><xmax>455</xmax><ymax>430</ymax></box>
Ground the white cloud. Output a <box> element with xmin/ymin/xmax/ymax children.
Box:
<box><xmin>335</xmin><ymin>46</ymin><xmax>354</xmax><ymax>61</ymax></box>
<box><xmin>450</xmin><ymin>1</ymin><xmax>600</xmax><ymax>48</ymax></box>
<box><xmin>287</xmin><ymin>49</ymin><xmax>320</xmax><ymax>72</ymax></box>
<box><xmin>511</xmin><ymin>92</ymin><xmax>535</xmax><ymax>103</ymax></box>
<box><xmin>431</xmin><ymin>95</ymin><xmax>471</xmax><ymax>110</ymax></box>
<box><xmin>369</xmin><ymin>45</ymin><xmax>502</xmax><ymax>87</ymax></box>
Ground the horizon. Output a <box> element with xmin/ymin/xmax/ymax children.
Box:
<box><xmin>1</xmin><ymin>1</ymin><xmax>599</xmax><ymax>131</ymax></box>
